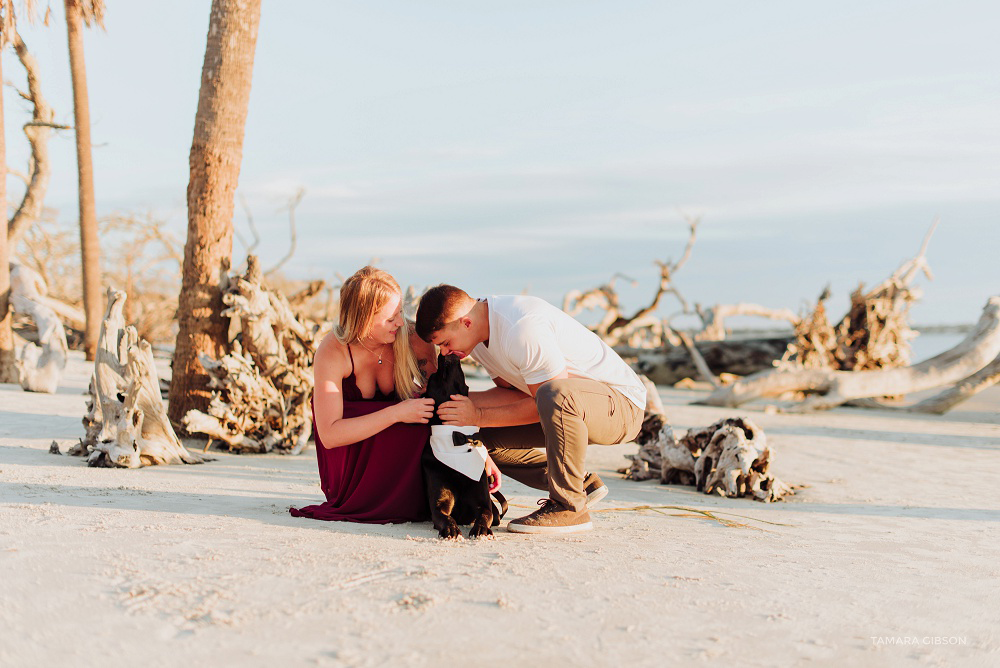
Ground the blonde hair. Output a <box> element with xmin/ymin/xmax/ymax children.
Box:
<box><xmin>335</xmin><ymin>266</ymin><xmax>421</xmax><ymax>400</ymax></box>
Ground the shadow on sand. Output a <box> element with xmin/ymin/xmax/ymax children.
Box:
<box><xmin>764</xmin><ymin>424</ymin><xmax>1000</xmax><ymax>451</ymax></box>
<box><xmin>611</xmin><ymin>478</ymin><xmax>1000</xmax><ymax>522</ymax></box>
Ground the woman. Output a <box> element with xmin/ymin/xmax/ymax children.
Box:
<box><xmin>289</xmin><ymin>266</ymin><xmax>437</xmax><ymax>524</ymax></box>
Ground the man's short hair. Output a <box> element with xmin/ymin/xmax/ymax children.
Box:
<box><xmin>415</xmin><ymin>284</ymin><xmax>471</xmax><ymax>341</ymax></box>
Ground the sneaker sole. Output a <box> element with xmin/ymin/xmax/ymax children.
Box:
<box><xmin>586</xmin><ymin>484</ymin><xmax>609</xmax><ymax>508</ymax></box>
<box><xmin>506</xmin><ymin>521</ymin><xmax>594</xmax><ymax>534</ymax></box>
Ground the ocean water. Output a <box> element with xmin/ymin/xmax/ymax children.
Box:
<box><xmin>909</xmin><ymin>331</ymin><xmax>968</xmax><ymax>365</ymax></box>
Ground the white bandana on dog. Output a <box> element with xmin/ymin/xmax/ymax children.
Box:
<box><xmin>429</xmin><ymin>424</ymin><xmax>488</xmax><ymax>481</ymax></box>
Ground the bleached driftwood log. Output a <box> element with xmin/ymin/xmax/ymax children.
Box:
<box><xmin>620</xmin><ymin>337</ymin><xmax>792</xmax><ymax>386</ymax></box>
<box><xmin>694</xmin><ymin>303</ymin><xmax>800</xmax><ymax>341</ymax></box>
<box><xmin>676</xmin><ymin>329</ymin><xmax>721</xmax><ymax>388</ymax></box>
<box><xmin>700</xmin><ymin>296</ymin><xmax>1000</xmax><ymax>411</ymax></box>
<box><xmin>70</xmin><ymin>288</ymin><xmax>204</xmax><ymax>467</ymax></box>
<box><xmin>848</xmin><ymin>351</ymin><xmax>1000</xmax><ymax>414</ymax></box>
<box><xmin>623</xmin><ymin>412</ymin><xmax>690</xmax><ymax>484</ymax></box>
<box><xmin>622</xmin><ymin>377</ymin><xmax>679</xmax><ymax>482</ymax></box>
<box><xmin>9</xmin><ymin>263</ymin><xmax>67</xmax><ymax>393</ymax></box>
<box><xmin>624</xmin><ymin>414</ymin><xmax>792</xmax><ymax>502</ymax></box>
<box><xmin>640</xmin><ymin>374</ymin><xmax>664</xmax><ymax>415</ymax></box>
<box><xmin>689</xmin><ymin>418</ymin><xmax>786</xmax><ymax>501</ymax></box>
<box><xmin>182</xmin><ymin>256</ymin><xmax>316</xmax><ymax>454</ymax></box>
<box><xmin>903</xmin><ymin>352</ymin><xmax>1000</xmax><ymax>414</ymax></box>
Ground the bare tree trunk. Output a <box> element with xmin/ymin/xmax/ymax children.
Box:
<box><xmin>0</xmin><ymin>51</ymin><xmax>15</xmax><ymax>384</ymax></box>
<box><xmin>65</xmin><ymin>0</ymin><xmax>102</xmax><ymax>361</ymax></box>
<box><xmin>168</xmin><ymin>0</ymin><xmax>262</xmax><ymax>426</ymax></box>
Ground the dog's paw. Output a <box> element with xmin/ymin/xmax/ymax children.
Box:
<box><xmin>468</xmin><ymin>524</ymin><xmax>494</xmax><ymax>540</ymax></box>
<box><xmin>437</xmin><ymin>523</ymin><xmax>463</xmax><ymax>540</ymax></box>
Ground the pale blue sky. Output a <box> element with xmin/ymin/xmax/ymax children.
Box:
<box><xmin>4</xmin><ymin>0</ymin><xmax>998</xmax><ymax>329</ymax></box>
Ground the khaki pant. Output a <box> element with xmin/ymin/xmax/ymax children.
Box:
<box><xmin>479</xmin><ymin>378</ymin><xmax>643</xmax><ymax>512</ymax></box>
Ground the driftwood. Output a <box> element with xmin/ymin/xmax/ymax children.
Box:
<box><xmin>694</xmin><ymin>303</ymin><xmax>799</xmax><ymax>341</ymax></box>
<box><xmin>846</xmin><ymin>351</ymin><xmax>1000</xmax><ymax>414</ymax></box>
<box><xmin>639</xmin><ymin>374</ymin><xmax>664</xmax><ymax>415</ymax></box>
<box><xmin>700</xmin><ymin>296</ymin><xmax>1000</xmax><ymax>411</ymax></box>
<box><xmin>902</xmin><ymin>352</ymin><xmax>1000</xmax><ymax>413</ymax></box>
<box><xmin>100</xmin><ymin>212</ymin><xmax>184</xmax><ymax>345</ymax></box>
<box><xmin>623</xmin><ymin>412</ymin><xmax>687</xmax><ymax>484</ymax></box>
<box><xmin>620</xmin><ymin>337</ymin><xmax>792</xmax><ymax>386</ymax></box>
<box><xmin>563</xmin><ymin>218</ymin><xmax>699</xmax><ymax>347</ymax></box>
<box><xmin>7</xmin><ymin>31</ymin><xmax>65</xmax><ymax>245</ymax></box>
<box><xmin>182</xmin><ymin>256</ymin><xmax>316</xmax><ymax>454</ymax></box>
<box><xmin>624</xmin><ymin>414</ymin><xmax>792</xmax><ymax>502</ymax></box>
<box><xmin>786</xmin><ymin>289</ymin><xmax>838</xmax><ymax>369</ymax></box>
<box><xmin>560</xmin><ymin>218</ymin><xmax>805</xmax><ymax>388</ymax></box>
<box><xmin>1</xmin><ymin>31</ymin><xmax>62</xmax><ymax>383</ymax></box>
<box><xmin>69</xmin><ymin>288</ymin><xmax>205</xmax><ymax>467</ymax></box>
<box><xmin>10</xmin><ymin>263</ymin><xmax>67</xmax><ymax>393</ymax></box>
<box><xmin>785</xmin><ymin>223</ymin><xmax>936</xmax><ymax>373</ymax></box>
<box><xmin>676</xmin><ymin>329</ymin><xmax>721</xmax><ymax>388</ymax></box>
<box><xmin>263</xmin><ymin>188</ymin><xmax>305</xmax><ymax>278</ymax></box>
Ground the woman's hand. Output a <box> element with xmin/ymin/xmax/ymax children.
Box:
<box><xmin>438</xmin><ymin>395</ymin><xmax>482</xmax><ymax>426</ymax></box>
<box><xmin>392</xmin><ymin>398</ymin><xmax>435</xmax><ymax>424</ymax></box>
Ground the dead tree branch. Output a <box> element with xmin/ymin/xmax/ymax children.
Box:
<box><xmin>694</xmin><ymin>302</ymin><xmax>800</xmax><ymax>341</ymax></box>
<box><xmin>676</xmin><ymin>329</ymin><xmax>721</xmax><ymax>388</ymax></box>
<box><xmin>8</xmin><ymin>31</ymin><xmax>61</xmax><ymax>244</ymax></box>
<box><xmin>265</xmin><ymin>188</ymin><xmax>305</xmax><ymax>278</ymax></box>
<box><xmin>563</xmin><ymin>217</ymin><xmax>700</xmax><ymax>347</ymax></box>
<box><xmin>236</xmin><ymin>193</ymin><xmax>260</xmax><ymax>259</ymax></box>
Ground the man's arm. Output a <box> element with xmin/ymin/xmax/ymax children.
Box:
<box><xmin>440</xmin><ymin>321</ymin><xmax>570</xmax><ymax>427</ymax></box>
<box><xmin>438</xmin><ymin>372</ymin><xmax>571</xmax><ymax>427</ymax></box>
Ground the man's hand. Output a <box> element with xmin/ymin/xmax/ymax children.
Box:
<box><xmin>485</xmin><ymin>456</ymin><xmax>502</xmax><ymax>493</ymax></box>
<box><xmin>438</xmin><ymin>395</ymin><xmax>481</xmax><ymax>426</ymax></box>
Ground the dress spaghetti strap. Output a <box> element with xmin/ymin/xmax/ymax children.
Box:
<box><xmin>346</xmin><ymin>343</ymin><xmax>355</xmax><ymax>374</ymax></box>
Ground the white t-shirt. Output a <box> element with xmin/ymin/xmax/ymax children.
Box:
<box><xmin>471</xmin><ymin>295</ymin><xmax>647</xmax><ymax>410</ymax></box>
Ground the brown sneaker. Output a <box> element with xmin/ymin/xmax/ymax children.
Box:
<box><xmin>506</xmin><ymin>499</ymin><xmax>593</xmax><ymax>534</ymax></box>
<box><xmin>584</xmin><ymin>472</ymin><xmax>608</xmax><ymax>508</ymax></box>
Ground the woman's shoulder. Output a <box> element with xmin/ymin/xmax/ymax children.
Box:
<box><xmin>314</xmin><ymin>331</ymin><xmax>351</xmax><ymax>377</ymax></box>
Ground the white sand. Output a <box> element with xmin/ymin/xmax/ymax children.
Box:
<box><xmin>2</xmin><ymin>351</ymin><xmax>999</xmax><ymax>667</ymax></box>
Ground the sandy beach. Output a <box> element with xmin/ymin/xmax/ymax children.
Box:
<box><xmin>2</xmin><ymin>351</ymin><xmax>998</xmax><ymax>667</ymax></box>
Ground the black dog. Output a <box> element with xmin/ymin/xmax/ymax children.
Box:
<box><xmin>421</xmin><ymin>353</ymin><xmax>507</xmax><ymax>539</ymax></box>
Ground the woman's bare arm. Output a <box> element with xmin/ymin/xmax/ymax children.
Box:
<box><xmin>312</xmin><ymin>336</ymin><xmax>432</xmax><ymax>448</ymax></box>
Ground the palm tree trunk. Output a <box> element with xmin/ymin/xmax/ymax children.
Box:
<box><xmin>0</xmin><ymin>51</ymin><xmax>18</xmax><ymax>384</ymax></box>
<box><xmin>168</xmin><ymin>0</ymin><xmax>262</xmax><ymax>426</ymax></box>
<box><xmin>65</xmin><ymin>0</ymin><xmax>102</xmax><ymax>361</ymax></box>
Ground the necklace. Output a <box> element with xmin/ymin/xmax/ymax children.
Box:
<box><xmin>357</xmin><ymin>338</ymin><xmax>386</xmax><ymax>365</ymax></box>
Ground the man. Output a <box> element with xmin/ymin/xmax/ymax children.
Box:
<box><xmin>415</xmin><ymin>286</ymin><xmax>646</xmax><ymax>534</ymax></box>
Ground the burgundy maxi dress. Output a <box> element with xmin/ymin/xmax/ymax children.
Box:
<box><xmin>289</xmin><ymin>348</ymin><xmax>430</xmax><ymax>524</ymax></box>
